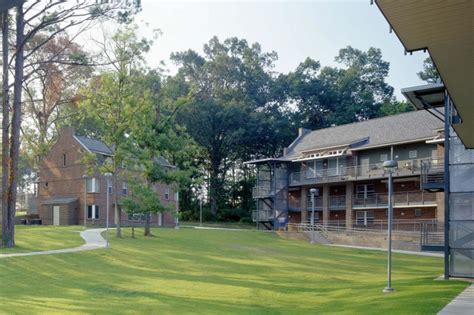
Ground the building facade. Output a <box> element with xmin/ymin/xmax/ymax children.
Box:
<box><xmin>249</xmin><ymin>110</ymin><xmax>445</xmax><ymax>232</ymax></box>
<box><xmin>37</xmin><ymin>127</ymin><xmax>177</xmax><ymax>227</ymax></box>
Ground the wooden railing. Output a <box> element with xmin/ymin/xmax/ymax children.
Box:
<box><xmin>289</xmin><ymin>158</ymin><xmax>443</xmax><ymax>186</ymax></box>
<box><xmin>353</xmin><ymin>191</ymin><xmax>436</xmax><ymax>208</ymax></box>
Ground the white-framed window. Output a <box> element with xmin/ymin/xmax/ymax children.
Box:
<box><xmin>86</xmin><ymin>178</ymin><xmax>100</xmax><ymax>193</ymax></box>
<box><xmin>380</xmin><ymin>154</ymin><xmax>388</xmax><ymax>162</ymax></box>
<box><xmin>409</xmin><ymin>150</ymin><xmax>417</xmax><ymax>159</ymax></box>
<box><xmin>356</xmin><ymin>184</ymin><xmax>375</xmax><ymax>199</ymax></box>
<box><xmin>122</xmin><ymin>182</ymin><xmax>128</xmax><ymax>195</ymax></box>
<box><xmin>356</xmin><ymin>210</ymin><xmax>374</xmax><ymax>225</ymax></box>
<box><xmin>87</xmin><ymin>205</ymin><xmax>99</xmax><ymax>219</ymax></box>
<box><xmin>165</xmin><ymin>187</ymin><xmax>170</xmax><ymax>200</ymax></box>
<box><xmin>415</xmin><ymin>208</ymin><xmax>422</xmax><ymax>217</ymax></box>
<box><xmin>108</xmin><ymin>182</ymin><xmax>113</xmax><ymax>194</ymax></box>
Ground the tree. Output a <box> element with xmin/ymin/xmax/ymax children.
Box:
<box><xmin>1</xmin><ymin>0</ymin><xmax>141</xmax><ymax>248</ymax></box>
<box><xmin>171</xmin><ymin>37</ymin><xmax>281</xmax><ymax>219</ymax></box>
<box><xmin>417</xmin><ymin>57</ymin><xmax>440</xmax><ymax>83</ymax></box>
<box><xmin>122</xmin><ymin>181</ymin><xmax>169</xmax><ymax>237</ymax></box>
<box><xmin>78</xmin><ymin>25</ymin><xmax>157</xmax><ymax>238</ymax></box>
<box><xmin>22</xmin><ymin>35</ymin><xmax>92</xmax><ymax>168</ymax></box>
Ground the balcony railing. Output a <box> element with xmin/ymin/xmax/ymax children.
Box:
<box><xmin>329</xmin><ymin>195</ymin><xmax>346</xmax><ymax>209</ymax></box>
<box><xmin>421</xmin><ymin>159</ymin><xmax>445</xmax><ymax>190</ymax></box>
<box><xmin>353</xmin><ymin>191</ymin><xmax>437</xmax><ymax>208</ymax></box>
<box><xmin>252</xmin><ymin>186</ymin><xmax>273</xmax><ymax>198</ymax></box>
<box><xmin>289</xmin><ymin>158</ymin><xmax>443</xmax><ymax>186</ymax></box>
<box><xmin>299</xmin><ymin>219</ymin><xmax>441</xmax><ymax>232</ymax></box>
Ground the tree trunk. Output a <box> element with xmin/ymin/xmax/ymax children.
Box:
<box><xmin>144</xmin><ymin>213</ymin><xmax>151</xmax><ymax>236</ymax></box>
<box><xmin>209</xmin><ymin>159</ymin><xmax>220</xmax><ymax>221</ymax></box>
<box><xmin>113</xmin><ymin>167</ymin><xmax>121</xmax><ymax>238</ymax></box>
<box><xmin>131</xmin><ymin>220</ymin><xmax>135</xmax><ymax>238</ymax></box>
<box><xmin>5</xmin><ymin>4</ymin><xmax>24</xmax><ymax>248</ymax></box>
<box><xmin>1</xmin><ymin>11</ymin><xmax>10</xmax><ymax>246</ymax></box>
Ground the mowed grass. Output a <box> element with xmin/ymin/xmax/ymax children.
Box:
<box><xmin>0</xmin><ymin>226</ymin><xmax>84</xmax><ymax>254</ymax></box>
<box><xmin>0</xmin><ymin>227</ymin><xmax>469</xmax><ymax>314</ymax></box>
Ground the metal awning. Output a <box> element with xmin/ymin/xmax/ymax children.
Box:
<box><xmin>401</xmin><ymin>83</ymin><xmax>445</xmax><ymax>110</ymax></box>
<box><xmin>375</xmin><ymin>0</ymin><xmax>473</xmax><ymax>148</ymax></box>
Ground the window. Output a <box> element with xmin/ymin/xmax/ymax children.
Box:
<box><xmin>356</xmin><ymin>211</ymin><xmax>374</xmax><ymax>225</ymax></box>
<box><xmin>409</xmin><ymin>150</ymin><xmax>417</xmax><ymax>159</ymax></box>
<box><xmin>356</xmin><ymin>184</ymin><xmax>375</xmax><ymax>199</ymax></box>
<box><xmin>87</xmin><ymin>205</ymin><xmax>99</xmax><ymax>219</ymax></box>
<box><xmin>165</xmin><ymin>187</ymin><xmax>170</xmax><ymax>200</ymax></box>
<box><xmin>86</xmin><ymin>178</ymin><xmax>100</xmax><ymax>193</ymax></box>
<box><xmin>380</xmin><ymin>154</ymin><xmax>388</xmax><ymax>162</ymax></box>
<box><xmin>122</xmin><ymin>182</ymin><xmax>128</xmax><ymax>195</ymax></box>
<box><xmin>63</xmin><ymin>153</ymin><xmax>67</xmax><ymax>167</ymax></box>
<box><xmin>108</xmin><ymin>182</ymin><xmax>113</xmax><ymax>194</ymax></box>
<box><xmin>415</xmin><ymin>209</ymin><xmax>422</xmax><ymax>217</ymax></box>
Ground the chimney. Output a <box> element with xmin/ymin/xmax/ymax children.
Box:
<box><xmin>298</xmin><ymin>127</ymin><xmax>311</xmax><ymax>137</ymax></box>
<box><xmin>59</xmin><ymin>127</ymin><xmax>75</xmax><ymax>138</ymax></box>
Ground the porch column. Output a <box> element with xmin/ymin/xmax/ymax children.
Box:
<box><xmin>436</xmin><ymin>191</ymin><xmax>445</xmax><ymax>223</ymax></box>
<box><xmin>301</xmin><ymin>188</ymin><xmax>308</xmax><ymax>223</ymax></box>
<box><xmin>345</xmin><ymin>182</ymin><xmax>354</xmax><ymax>228</ymax></box>
<box><xmin>322</xmin><ymin>184</ymin><xmax>330</xmax><ymax>226</ymax></box>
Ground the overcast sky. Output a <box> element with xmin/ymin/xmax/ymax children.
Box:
<box><xmin>135</xmin><ymin>0</ymin><xmax>428</xmax><ymax>100</ymax></box>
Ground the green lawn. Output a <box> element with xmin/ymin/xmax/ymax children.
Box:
<box><xmin>0</xmin><ymin>227</ymin><xmax>468</xmax><ymax>314</ymax></box>
<box><xmin>0</xmin><ymin>226</ymin><xmax>84</xmax><ymax>254</ymax></box>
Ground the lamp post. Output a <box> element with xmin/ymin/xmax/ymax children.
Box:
<box><xmin>175</xmin><ymin>191</ymin><xmax>180</xmax><ymax>229</ymax></box>
<box><xmin>382</xmin><ymin>159</ymin><xmax>397</xmax><ymax>293</ymax></box>
<box><xmin>104</xmin><ymin>172</ymin><xmax>112</xmax><ymax>248</ymax></box>
<box><xmin>310</xmin><ymin>188</ymin><xmax>317</xmax><ymax>244</ymax></box>
<box><xmin>82</xmin><ymin>175</ymin><xmax>88</xmax><ymax>230</ymax></box>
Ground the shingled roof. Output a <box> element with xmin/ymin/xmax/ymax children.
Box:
<box><xmin>284</xmin><ymin>110</ymin><xmax>444</xmax><ymax>159</ymax></box>
<box><xmin>74</xmin><ymin>135</ymin><xmax>114</xmax><ymax>156</ymax></box>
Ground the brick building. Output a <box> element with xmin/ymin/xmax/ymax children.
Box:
<box><xmin>37</xmin><ymin>127</ymin><xmax>177</xmax><ymax>227</ymax></box>
<box><xmin>247</xmin><ymin>110</ymin><xmax>445</xmax><ymax>230</ymax></box>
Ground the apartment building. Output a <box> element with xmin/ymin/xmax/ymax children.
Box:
<box><xmin>248</xmin><ymin>110</ymin><xmax>445</xmax><ymax>231</ymax></box>
<box><xmin>37</xmin><ymin>127</ymin><xmax>177</xmax><ymax>227</ymax></box>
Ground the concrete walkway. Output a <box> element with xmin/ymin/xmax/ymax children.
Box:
<box><xmin>0</xmin><ymin>228</ymin><xmax>107</xmax><ymax>258</ymax></box>
<box><xmin>325</xmin><ymin>244</ymin><xmax>443</xmax><ymax>257</ymax></box>
<box><xmin>438</xmin><ymin>284</ymin><xmax>474</xmax><ymax>314</ymax></box>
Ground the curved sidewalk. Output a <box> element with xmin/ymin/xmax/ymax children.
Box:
<box><xmin>0</xmin><ymin>228</ymin><xmax>107</xmax><ymax>258</ymax></box>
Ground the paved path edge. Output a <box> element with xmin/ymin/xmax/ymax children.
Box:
<box><xmin>0</xmin><ymin>228</ymin><xmax>107</xmax><ymax>258</ymax></box>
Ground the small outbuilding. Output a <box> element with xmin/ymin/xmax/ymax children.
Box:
<box><xmin>39</xmin><ymin>198</ymin><xmax>79</xmax><ymax>226</ymax></box>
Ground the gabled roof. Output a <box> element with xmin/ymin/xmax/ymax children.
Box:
<box><xmin>283</xmin><ymin>110</ymin><xmax>443</xmax><ymax>159</ymax></box>
<box><xmin>74</xmin><ymin>135</ymin><xmax>114</xmax><ymax>156</ymax></box>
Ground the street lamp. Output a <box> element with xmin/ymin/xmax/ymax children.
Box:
<box><xmin>82</xmin><ymin>175</ymin><xmax>88</xmax><ymax>230</ymax></box>
<box><xmin>310</xmin><ymin>188</ymin><xmax>318</xmax><ymax>244</ymax></box>
<box><xmin>175</xmin><ymin>191</ymin><xmax>180</xmax><ymax>229</ymax></box>
<box><xmin>382</xmin><ymin>159</ymin><xmax>397</xmax><ymax>293</ymax></box>
<box><xmin>104</xmin><ymin>172</ymin><xmax>113</xmax><ymax>248</ymax></box>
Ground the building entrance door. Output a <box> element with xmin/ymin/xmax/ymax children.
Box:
<box><xmin>53</xmin><ymin>206</ymin><xmax>60</xmax><ymax>226</ymax></box>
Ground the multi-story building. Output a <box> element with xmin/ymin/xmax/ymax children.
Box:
<box><xmin>248</xmin><ymin>110</ymin><xmax>445</xmax><ymax>231</ymax></box>
<box><xmin>37</xmin><ymin>127</ymin><xmax>177</xmax><ymax>226</ymax></box>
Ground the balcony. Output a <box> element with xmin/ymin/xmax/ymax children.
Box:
<box><xmin>421</xmin><ymin>159</ymin><xmax>445</xmax><ymax>191</ymax></box>
<box><xmin>289</xmin><ymin>196</ymin><xmax>346</xmax><ymax>211</ymax></box>
<box><xmin>289</xmin><ymin>158</ymin><xmax>444</xmax><ymax>186</ymax></box>
<box><xmin>353</xmin><ymin>191</ymin><xmax>437</xmax><ymax>208</ymax></box>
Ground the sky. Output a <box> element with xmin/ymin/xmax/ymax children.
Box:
<box><xmin>135</xmin><ymin>0</ymin><xmax>429</xmax><ymax>100</ymax></box>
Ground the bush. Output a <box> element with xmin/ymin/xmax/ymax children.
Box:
<box><xmin>217</xmin><ymin>208</ymin><xmax>248</xmax><ymax>222</ymax></box>
<box><xmin>239</xmin><ymin>216</ymin><xmax>253</xmax><ymax>224</ymax></box>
